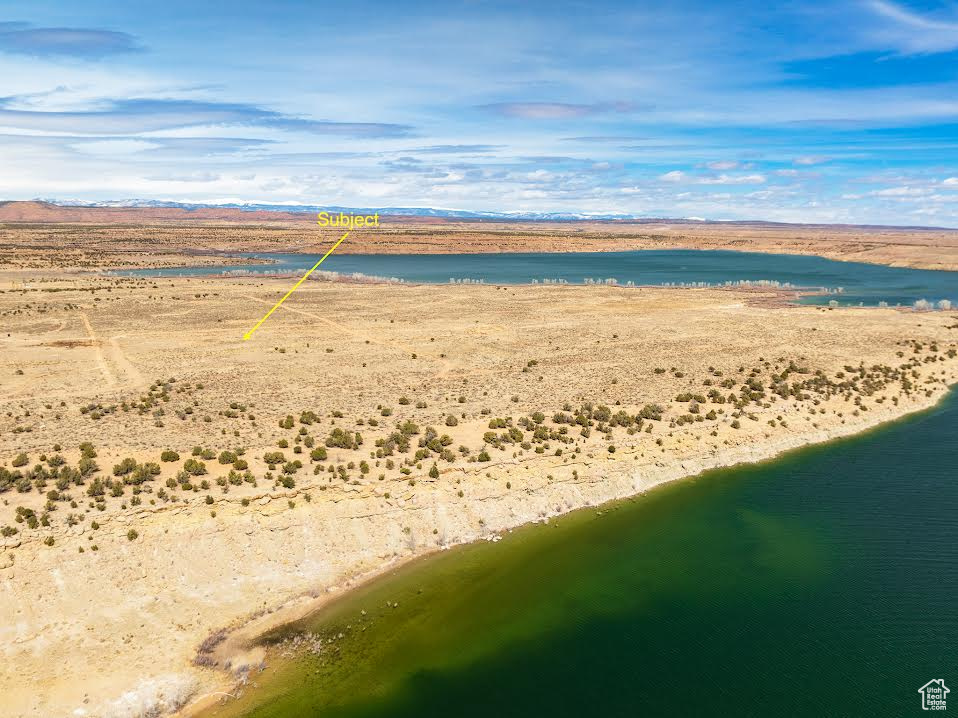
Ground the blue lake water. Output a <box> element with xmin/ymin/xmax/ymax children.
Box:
<box><xmin>127</xmin><ymin>249</ymin><xmax>957</xmax><ymax>307</ymax></box>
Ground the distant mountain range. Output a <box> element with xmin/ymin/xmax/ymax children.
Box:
<box><xmin>37</xmin><ymin>198</ymin><xmax>640</xmax><ymax>222</ymax></box>
<box><xmin>0</xmin><ymin>199</ymin><xmax>950</xmax><ymax>230</ymax></box>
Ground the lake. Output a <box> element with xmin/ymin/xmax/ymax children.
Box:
<box><xmin>126</xmin><ymin>249</ymin><xmax>957</xmax><ymax>307</ymax></box>
<box><xmin>204</xmin><ymin>389</ymin><xmax>958</xmax><ymax>718</ymax></box>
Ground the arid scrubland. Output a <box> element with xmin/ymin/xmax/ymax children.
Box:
<box><xmin>1</xmin><ymin>269</ymin><xmax>957</xmax><ymax>717</ymax></box>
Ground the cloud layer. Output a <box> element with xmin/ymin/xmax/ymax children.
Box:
<box><xmin>1</xmin><ymin>0</ymin><xmax>958</xmax><ymax>226</ymax></box>
<box><xmin>0</xmin><ymin>22</ymin><xmax>142</xmax><ymax>58</ymax></box>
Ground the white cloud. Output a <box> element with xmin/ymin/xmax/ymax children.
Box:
<box><xmin>658</xmin><ymin>170</ymin><xmax>766</xmax><ymax>186</ymax></box>
<box><xmin>698</xmin><ymin>173</ymin><xmax>766</xmax><ymax>185</ymax></box>
<box><xmin>866</xmin><ymin>0</ymin><xmax>958</xmax><ymax>54</ymax></box>
<box><xmin>794</xmin><ymin>156</ymin><xmax>829</xmax><ymax>166</ymax></box>
<box><xmin>872</xmin><ymin>186</ymin><xmax>930</xmax><ymax>197</ymax></box>
<box><xmin>479</xmin><ymin>102</ymin><xmax>635</xmax><ymax>119</ymax></box>
<box><xmin>71</xmin><ymin>139</ymin><xmax>161</xmax><ymax>155</ymax></box>
<box><xmin>705</xmin><ymin>160</ymin><xmax>739</xmax><ymax>170</ymax></box>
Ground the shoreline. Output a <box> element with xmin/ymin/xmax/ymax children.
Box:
<box><xmin>4</xmin><ymin>211</ymin><xmax>958</xmax><ymax>272</ymax></box>
<box><xmin>178</xmin><ymin>380</ymin><xmax>956</xmax><ymax>718</ymax></box>
<box><xmin>110</xmin><ymin>243</ymin><xmax>958</xmax><ymax>274</ymax></box>
<box><xmin>6</xmin><ymin>241</ymin><xmax>958</xmax><ymax>277</ymax></box>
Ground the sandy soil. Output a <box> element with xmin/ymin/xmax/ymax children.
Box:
<box><xmin>1</xmin><ymin>272</ymin><xmax>957</xmax><ymax>718</ymax></box>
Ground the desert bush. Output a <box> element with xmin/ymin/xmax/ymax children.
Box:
<box><xmin>160</xmin><ymin>450</ymin><xmax>180</xmax><ymax>462</ymax></box>
<box><xmin>112</xmin><ymin>458</ymin><xmax>137</xmax><ymax>476</ymax></box>
<box><xmin>77</xmin><ymin>457</ymin><xmax>98</xmax><ymax>477</ymax></box>
<box><xmin>183</xmin><ymin>458</ymin><xmax>207</xmax><ymax>476</ymax></box>
<box><xmin>297</xmin><ymin>410</ymin><xmax>319</xmax><ymax>425</ymax></box>
<box><xmin>638</xmin><ymin>404</ymin><xmax>664</xmax><ymax>421</ymax></box>
<box><xmin>325</xmin><ymin>428</ymin><xmax>362</xmax><ymax>450</ymax></box>
<box><xmin>263</xmin><ymin>451</ymin><xmax>286</xmax><ymax>467</ymax></box>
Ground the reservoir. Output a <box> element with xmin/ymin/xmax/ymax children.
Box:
<box><xmin>205</xmin><ymin>389</ymin><xmax>958</xmax><ymax>718</ymax></box>
<box><xmin>128</xmin><ymin>249</ymin><xmax>957</xmax><ymax>307</ymax></box>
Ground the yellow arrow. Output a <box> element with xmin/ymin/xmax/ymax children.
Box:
<box><xmin>242</xmin><ymin>230</ymin><xmax>349</xmax><ymax>340</ymax></box>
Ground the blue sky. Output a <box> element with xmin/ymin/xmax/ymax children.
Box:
<box><xmin>1</xmin><ymin>0</ymin><xmax>958</xmax><ymax>224</ymax></box>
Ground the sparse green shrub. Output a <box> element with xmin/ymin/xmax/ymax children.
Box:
<box><xmin>113</xmin><ymin>458</ymin><xmax>137</xmax><ymax>476</ymax></box>
<box><xmin>325</xmin><ymin>427</ymin><xmax>362</xmax><ymax>450</ymax></box>
<box><xmin>264</xmin><ymin>451</ymin><xmax>286</xmax><ymax>467</ymax></box>
<box><xmin>183</xmin><ymin>458</ymin><xmax>207</xmax><ymax>475</ymax></box>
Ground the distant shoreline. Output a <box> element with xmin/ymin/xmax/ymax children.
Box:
<box><xmin>3</xmin><ymin>201</ymin><xmax>958</xmax><ymax>272</ymax></box>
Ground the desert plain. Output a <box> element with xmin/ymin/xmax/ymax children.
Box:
<box><xmin>0</xmin><ymin>214</ymin><xmax>957</xmax><ymax>717</ymax></box>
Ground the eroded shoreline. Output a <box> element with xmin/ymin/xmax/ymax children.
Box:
<box><xmin>179</xmin><ymin>381</ymin><xmax>956</xmax><ymax>718</ymax></box>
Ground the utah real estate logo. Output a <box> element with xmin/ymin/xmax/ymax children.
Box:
<box><xmin>918</xmin><ymin>679</ymin><xmax>949</xmax><ymax>711</ymax></box>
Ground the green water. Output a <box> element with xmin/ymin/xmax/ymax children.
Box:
<box><xmin>212</xmin><ymin>390</ymin><xmax>958</xmax><ymax>717</ymax></box>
